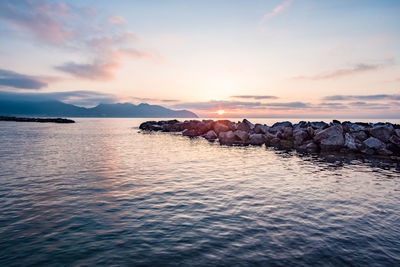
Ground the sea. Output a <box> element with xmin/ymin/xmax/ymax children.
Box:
<box><xmin>0</xmin><ymin>118</ymin><xmax>399</xmax><ymax>266</ymax></box>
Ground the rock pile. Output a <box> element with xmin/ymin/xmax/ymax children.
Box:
<box><xmin>0</xmin><ymin>116</ymin><xmax>75</xmax><ymax>123</ymax></box>
<box><xmin>139</xmin><ymin>119</ymin><xmax>400</xmax><ymax>159</ymax></box>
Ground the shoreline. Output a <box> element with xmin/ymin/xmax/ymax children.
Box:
<box><xmin>140</xmin><ymin>119</ymin><xmax>400</xmax><ymax>161</ymax></box>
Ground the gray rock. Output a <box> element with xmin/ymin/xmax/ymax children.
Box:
<box><xmin>234</xmin><ymin>130</ymin><xmax>250</xmax><ymax>142</ymax></box>
<box><xmin>293</xmin><ymin>129</ymin><xmax>309</xmax><ymax>147</ymax></box>
<box><xmin>344</xmin><ymin>133</ymin><xmax>358</xmax><ymax>151</ymax></box>
<box><xmin>281</xmin><ymin>126</ymin><xmax>293</xmax><ymax>140</ymax></box>
<box><xmin>218</xmin><ymin>131</ymin><xmax>237</xmax><ymax>145</ymax></box>
<box><xmin>342</xmin><ymin>121</ymin><xmax>365</xmax><ymax>132</ymax></box>
<box><xmin>363</xmin><ymin>137</ymin><xmax>385</xmax><ymax>150</ymax></box>
<box><xmin>306</xmin><ymin>141</ymin><xmax>318</xmax><ymax>152</ymax></box>
<box><xmin>204</xmin><ymin>130</ymin><xmax>218</xmax><ymax>140</ymax></box>
<box><xmin>249</xmin><ymin>134</ymin><xmax>264</xmax><ymax>145</ymax></box>
<box><xmin>254</xmin><ymin>124</ymin><xmax>268</xmax><ymax>134</ymax></box>
<box><xmin>314</xmin><ymin>125</ymin><xmax>345</xmax><ymax>150</ymax></box>
<box><xmin>310</xmin><ymin>121</ymin><xmax>329</xmax><ymax>129</ymax></box>
<box><xmin>242</xmin><ymin>119</ymin><xmax>255</xmax><ymax>130</ymax></box>
<box><xmin>351</xmin><ymin>131</ymin><xmax>368</xmax><ymax>142</ymax></box>
<box><xmin>395</xmin><ymin>129</ymin><xmax>400</xmax><ymax>138</ymax></box>
<box><xmin>280</xmin><ymin>140</ymin><xmax>294</xmax><ymax>149</ymax></box>
<box><xmin>182</xmin><ymin>128</ymin><xmax>198</xmax><ymax>137</ymax></box>
<box><xmin>369</xmin><ymin>124</ymin><xmax>394</xmax><ymax>142</ymax></box>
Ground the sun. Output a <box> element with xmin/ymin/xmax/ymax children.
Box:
<box><xmin>217</xmin><ymin>109</ymin><xmax>225</xmax><ymax>115</ymax></box>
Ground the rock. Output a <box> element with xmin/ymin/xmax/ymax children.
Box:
<box><xmin>395</xmin><ymin>129</ymin><xmax>400</xmax><ymax>138</ymax></box>
<box><xmin>306</xmin><ymin>141</ymin><xmax>319</xmax><ymax>152</ymax></box>
<box><xmin>363</xmin><ymin>137</ymin><xmax>386</xmax><ymax>150</ymax></box>
<box><xmin>236</xmin><ymin>119</ymin><xmax>254</xmax><ymax>132</ymax></box>
<box><xmin>310</xmin><ymin>121</ymin><xmax>329</xmax><ymax>129</ymax></box>
<box><xmin>248</xmin><ymin>134</ymin><xmax>264</xmax><ymax>145</ymax></box>
<box><xmin>332</xmin><ymin>119</ymin><xmax>341</xmax><ymax>124</ymax></box>
<box><xmin>254</xmin><ymin>124</ymin><xmax>268</xmax><ymax>134</ymax></box>
<box><xmin>293</xmin><ymin>121</ymin><xmax>309</xmax><ymax>129</ymax></box>
<box><xmin>281</xmin><ymin>126</ymin><xmax>293</xmax><ymax>140</ymax></box>
<box><xmin>270</xmin><ymin>137</ymin><xmax>281</xmax><ymax>146</ymax></box>
<box><xmin>293</xmin><ymin>129</ymin><xmax>309</xmax><ymax>147</ymax></box>
<box><xmin>369</xmin><ymin>124</ymin><xmax>394</xmax><ymax>142</ymax></box>
<box><xmin>242</xmin><ymin>119</ymin><xmax>254</xmax><ymax>130</ymax></box>
<box><xmin>182</xmin><ymin>128</ymin><xmax>198</xmax><ymax>137</ymax></box>
<box><xmin>234</xmin><ymin>130</ymin><xmax>249</xmax><ymax>143</ymax></box>
<box><xmin>213</xmin><ymin>121</ymin><xmax>230</xmax><ymax>134</ymax></box>
<box><xmin>313</xmin><ymin>125</ymin><xmax>345</xmax><ymax>150</ymax></box>
<box><xmin>272</xmin><ymin>121</ymin><xmax>292</xmax><ymax>128</ymax></box>
<box><xmin>219</xmin><ymin>130</ymin><xmax>237</xmax><ymax>145</ymax></box>
<box><xmin>351</xmin><ymin>131</ymin><xmax>368</xmax><ymax>142</ymax></box>
<box><xmin>344</xmin><ymin>133</ymin><xmax>358</xmax><ymax>151</ymax></box>
<box><xmin>389</xmin><ymin>135</ymin><xmax>400</xmax><ymax>146</ymax></box>
<box><xmin>280</xmin><ymin>140</ymin><xmax>294</xmax><ymax>149</ymax></box>
<box><xmin>204</xmin><ymin>130</ymin><xmax>218</xmax><ymax>140</ymax></box>
<box><xmin>342</xmin><ymin>121</ymin><xmax>366</xmax><ymax>132</ymax></box>
<box><xmin>307</xmin><ymin>126</ymin><xmax>314</xmax><ymax>137</ymax></box>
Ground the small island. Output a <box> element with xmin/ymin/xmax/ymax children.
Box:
<box><xmin>0</xmin><ymin>116</ymin><xmax>75</xmax><ymax>124</ymax></box>
<box><xmin>140</xmin><ymin>119</ymin><xmax>400</xmax><ymax>160</ymax></box>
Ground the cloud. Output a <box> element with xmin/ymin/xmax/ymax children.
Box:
<box><xmin>260</xmin><ymin>0</ymin><xmax>293</xmax><ymax>24</ymax></box>
<box><xmin>0</xmin><ymin>1</ymin><xmax>153</xmax><ymax>81</ymax></box>
<box><xmin>108</xmin><ymin>15</ymin><xmax>126</xmax><ymax>25</ymax></box>
<box><xmin>55</xmin><ymin>62</ymin><xmax>118</xmax><ymax>81</ymax></box>
<box><xmin>172</xmin><ymin>100</ymin><xmax>309</xmax><ymax>111</ymax></box>
<box><xmin>230</xmin><ymin>95</ymin><xmax>278</xmax><ymax>100</ymax></box>
<box><xmin>0</xmin><ymin>90</ymin><xmax>116</xmax><ymax>107</ymax></box>
<box><xmin>0</xmin><ymin>68</ymin><xmax>48</xmax><ymax>89</ymax></box>
<box><xmin>322</xmin><ymin>94</ymin><xmax>400</xmax><ymax>101</ymax></box>
<box><xmin>0</xmin><ymin>0</ymin><xmax>73</xmax><ymax>44</ymax></box>
<box><xmin>293</xmin><ymin>63</ymin><xmax>381</xmax><ymax>80</ymax></box>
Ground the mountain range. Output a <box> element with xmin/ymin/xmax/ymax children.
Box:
<box><xmin>0</xmin><ymin>93</ymin><xmax>198</xmax><ymax>118</ymax></box>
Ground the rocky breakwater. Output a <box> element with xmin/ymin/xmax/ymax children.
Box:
<box><xmin>0</xmin><ymin>116</ymin><xmax>75</xmax><ymax>123</ymax></box>
<box><xmin>139</xmin><ymin>119</ymin><xmax>400</xmax><ymax>160</ymax></box>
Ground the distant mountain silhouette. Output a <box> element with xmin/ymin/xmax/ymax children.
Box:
<box><xmin>0</xmin><ymin>93</ymin><xmax>198</xmax><ymax>118</ymax></box>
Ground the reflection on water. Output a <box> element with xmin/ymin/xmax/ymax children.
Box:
<box><xmin>0</xmin><ymin>118</ymin><xmax>399</xmax><ymax>266</ymax></box>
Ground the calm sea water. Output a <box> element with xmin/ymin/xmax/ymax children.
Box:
<box><xmin>0</xmin><ymin>118</ymin><xmax>399</xmax><ymax>266</ymax></box>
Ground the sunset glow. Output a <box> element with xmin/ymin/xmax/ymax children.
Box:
<box><xmin>0</xmin><ymin>1</ymin><xmax>399</xmax><ymax>118</ymax></box>
<box><xmin>217</xmin><ymin>110</ymin><xmax>225</xmax><ymax>115</ymax></box>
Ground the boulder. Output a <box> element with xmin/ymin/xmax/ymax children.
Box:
<box><xmin>369</xmin><ymin>124</ymin><xmax>394</xmax><ymax>142</ymax></box>
<box><xmin>248</xmin><ymin>134</ymin><xmax>264</xmax><ymax>145</ymax></box>
<box><xmin>254</xmin><ymin>124</ymin><xmax>268</xmax><ymax>134</ymax></box>
<box><xmin>395</xmin><ymin>129</ymin><xmax>400</xmax><ymax>138</ymax></box>
<box><xmin>234</xmin><ymin>130</ymin><xmax>250</xmax><ymax>143</ymax></box>
<box><xmin>182</xmin><ymin>128</ymin><xmax>198</xmax><ymax>137</ymax></box>
<box><xmin>344</xmin><ymin>133</ymin><xmax>358</xmax><ymax>151</ymax></box>
<box><xmin>280</xmin><ymin>140</ymin><xmax>294</xmax><ymax>149</ymax></box>
<box><xmin>213</xmin><ymin>122</ymin><xmax>230</xmax><ymax>134</ymax></box>
<box><xmin>306</xmin><ymin>141</ymin><xmax>319</xmax><ymax>152</ymax></box>
<box><xmin>204</xmin><ymin>130</ymin><xmax>218</xmax><ymax>140</ymax></box>
<box><xmin>310</xmin><ymin>121</ymin><xmax>329</xmax><ymax>130</ymax></box>
<box><xmin>342</xmin><ymin>121</ymin><xmax>366</xmax><ymax>132</ymax></box>
<box><xmin>236</xmin><ymin>119</ymin><xmax>254</xmax><ymax>132</ymax></box>
<box><xmin>363</xmin><ymin>137</ymin><xmax>385</xmax><ymax>150</ymax></box>
<box><xmin>313</xmin><ymin>125</ymin><xmax>345</xmax><ymax>151</ymax></box>
<box><xmin>281</xmin><ymin>126</ymin><xmax>293</xmax><ymax>140</ymax></box>
<box><xmin>293</xmin><ymin>129</ymin><xmax>309</xmax><ymax>147</ymax></box>
<box><xmin>351</xmin><ymin>131</ymin><xmax>368</xmax><ymax>142</ymax></box>
<box><xmin>219</xmin><ymin>131</ymin><xmax>237</xmax><ymax>145</ymax></box>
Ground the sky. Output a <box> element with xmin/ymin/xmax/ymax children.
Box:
<box><xmin>0</xmin><ymin>0</ymin><xmax>399</xmax><ymax>118</ymax></box>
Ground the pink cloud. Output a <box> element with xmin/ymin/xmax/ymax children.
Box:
<box><xmin>292</xmin><ymin>63</ymin><xmax>380</xmax><ymax>80</ymax></box>
<box><xmin>260</xmin><ymin>0</ymin><xmax>293</xmax><ymax>24</ymax></box>
<box><xmin>108</xmin><ymin>15</ymin><xmax>126</xmax><ymax>25</ymax></box>
<box><xmin>0</xmin><ymin>0</ymin><xmax>74</xmax><ymax>44</ymax></box>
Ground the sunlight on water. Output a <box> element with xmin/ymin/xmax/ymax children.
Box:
<box><xmin>0</xmin><ymin>118</ymin><xmax>399</xmax><ymax>266</ymax></box>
